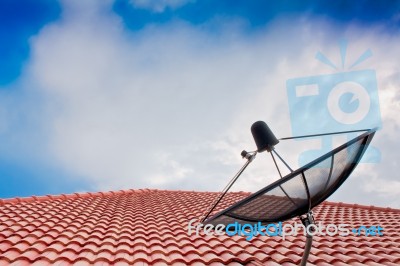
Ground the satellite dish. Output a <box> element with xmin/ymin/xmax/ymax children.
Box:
<box><xmin>200</xmin><ymin>121</ymin><xmax>376</xmax><ymax>266</ymax></box>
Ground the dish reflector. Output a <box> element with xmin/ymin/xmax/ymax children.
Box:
<box><xmin>204</xmin><ymin>128</ymin><xmax>376</xmax><ymax>227</ymax></box>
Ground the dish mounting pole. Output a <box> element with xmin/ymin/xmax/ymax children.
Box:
<box><xmin>299</xmin><ymin>212</ymin><xmax>315</xmax><ymax>266</ymax></box>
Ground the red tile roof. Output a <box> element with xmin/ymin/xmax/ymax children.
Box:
<box><xmin>0</xmin><ymin>189</ymin><xmax>399</xmax><ymax>265</ymax></box>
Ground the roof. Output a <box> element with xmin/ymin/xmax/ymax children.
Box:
<box><xmin>0</xmin><ymin>189</ymin><xmax>399</xmax><ymax>266</ymax></box>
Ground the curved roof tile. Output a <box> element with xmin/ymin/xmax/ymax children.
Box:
<box><xmin>0</xmin><ymin>189</ymin><xmax>399</xmax><ymax>265</ymax></box>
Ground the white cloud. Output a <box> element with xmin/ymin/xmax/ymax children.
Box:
<box><xmin>130</xmin><ymin>0</ymin><xmax>194</xmax><ymax>13</ymax></box>
<box><xmin>1</xmin><ymin>2</ymin><xmax>400</xmax><ymax>208</ymax></box>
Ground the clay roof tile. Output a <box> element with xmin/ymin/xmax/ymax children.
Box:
<box><xmin>0</xmin><ymin>189</ymin><xmax>399</xmax><ymax>265</ymax></box>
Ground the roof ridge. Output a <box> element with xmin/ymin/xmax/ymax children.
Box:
<box><xmin>0</xmin><ymin>188</ymin><xmax>154</xmax><ymax>206</ymax></box>
<box><xmin>0</xmin><ymin>189</ymin><xmax>399</xmax><ymax>213</ymax></box>
<box><xmin>321</xmin><ymin>201</ymin><xmax>400</xmax><ymax>213</ymax></box>
<box><xmin>0</xmin><ymin>189</ymin><xmax>247</xmax><ymax>206</ymax></box>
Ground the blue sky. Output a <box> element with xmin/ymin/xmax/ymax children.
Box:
<box><xmin>0</xmin><ymin>0</ymin><xmax>400</xmax><ymax>208</ymax></box>
<box><xmin>2</xmin><ymin>0</ymin><xmax>399</xmax><ymax>86</ymax></box>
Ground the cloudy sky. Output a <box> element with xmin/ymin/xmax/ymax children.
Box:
<box><xmin>0</xmin><ymin>0</ymin><xmax>399</xmax><ymax>208</ymax></box>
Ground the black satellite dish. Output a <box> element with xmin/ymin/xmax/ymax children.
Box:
<box><xmin>200</xmin><ymin>121</ymin><xmax>376</xmax><ymax>266</ymax></box>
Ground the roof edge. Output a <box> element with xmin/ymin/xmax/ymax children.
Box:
<box><xmin>0</xmin><ymin>189</ymin><xmax>399</xmax><ymax>214</ymax></box>
<box><xmin>0</xmin><ymin>189</ymin><xmax>154</xmax><ymax>206</ymax></box>
<box><xmin>321</xmin><ymin>201</ymin><xmax>400</xmax><ymax>213</ymax></box>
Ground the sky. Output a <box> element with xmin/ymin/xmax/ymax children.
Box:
<box><xmin>0</xmin><ymin>0</ymin><xmax>399</xmax><ymax>208</ymax></box>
